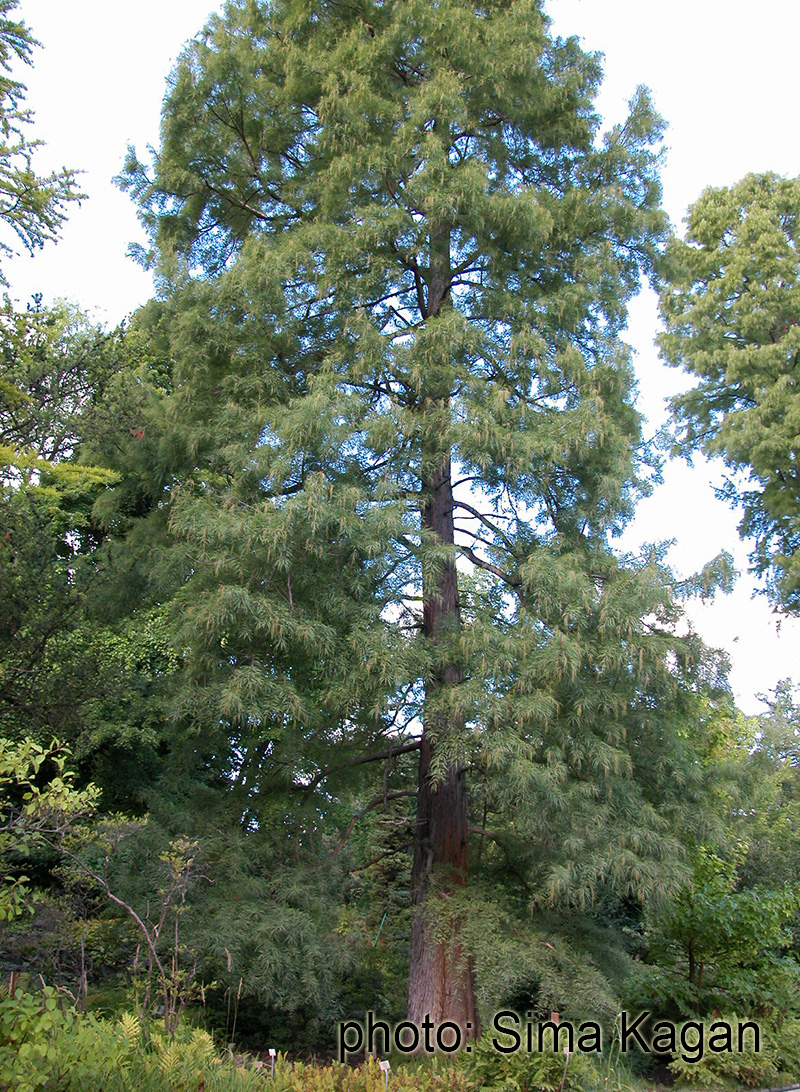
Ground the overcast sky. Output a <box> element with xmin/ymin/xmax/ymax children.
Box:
<box><xmin>8</xmin><ymin>0</ymin><xmax>800</xmax><ymax>714</ymax></box>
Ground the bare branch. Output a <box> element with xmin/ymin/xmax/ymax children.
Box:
<box><xmin>333</xmin><ymin>790</ymin><xmax>418</xmax><ymax>854</ymax></box>
<box><xmin>300</xmin><ymin>739</ymin><xmax>421</xmax><ymax>802</ymax></box>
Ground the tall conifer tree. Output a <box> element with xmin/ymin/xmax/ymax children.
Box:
<box><xmin>121</xmin><ymin>0</ymin><xmax>697</xmax><ymax>1032</ymax></box>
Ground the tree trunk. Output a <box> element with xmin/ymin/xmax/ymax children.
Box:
<box><xmin>407</xmin><ymin>451</ymin><xmax>479</xmax><ymax>1040</ymax></box>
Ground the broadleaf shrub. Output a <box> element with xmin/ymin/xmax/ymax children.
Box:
<box><xmin>0</xmin><ymin>982</ymin><xmax>76</xmax><ymax>1092</ymax></box>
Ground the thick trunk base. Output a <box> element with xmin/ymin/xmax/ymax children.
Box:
<box><xmin>407</xmin><ymin>732</ymin><xmax>479</xmax><ymax>1043</ymax></box>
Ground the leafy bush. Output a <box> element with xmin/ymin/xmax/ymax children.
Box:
<box><xmin>457</xmin><ymin>1035</ymin><xmax>599</xmax><ymax>1092</ymax></box>
<box><xmin>774</xmin><ymin>1016</ymin><xmax>800</xmax><ymax>1079</ymax></box>
<box><xmin>668</xmin><ymin>1017</ymin><xmax>778</xmax><ymax>1089</ymax></box>
<box><xmin>0</xmin><ymin>737</ymin><xmax>99</xmax><ymax>923</ymax></box>
<box><xmin>0</xmin><ymin>990</ymin><xmax>269</xmax><ymax>1092</ymax></box>
<box><xmin>0</xmin><ymin>982</ymin><xmax>76</xmax><ymax>1092</ymax></box>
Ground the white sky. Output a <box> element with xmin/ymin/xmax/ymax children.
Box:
<box><xmin>8</xmin><ymin>0</ymin><xmax>800</xmax><ymax>714</ymax></box>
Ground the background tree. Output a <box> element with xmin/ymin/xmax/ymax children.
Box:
<box><xmin>659</xmin><ymin>172</ymin><xmax>800</xmax><ymax>611</ymax></box>
<box><xmin>626</xmin><ymin>688</ymin><xmax>800</xmax><ymax>1031</ymax></box>
<box><xmin>0</xmin><ymin>298</ymin><xmax>116</xmax><ymax>472</ymax></box>
<box><xmin>0</xmin><ymin>0</ymin><xmax>160</xmax><ymax>806</ymax></box>
<box><xmin>739</xmin><ymin>682</ymin><xmax>800</xmax><ymax>891</ymax></box>
<box><xmin>0</xmin><ymin>0</ymin><xmax>79</xmax><ymax>284</ymax></box>
<box><xmin>116</xmin><ymin>0</ymin><xmax>729</xmax><ymax>1034</ymax></box>
<box><xmin>638</xmin><ymin>846</ymin><xmax>799</xmax><ymax>1019</ymax></box>
<box><xmin>0</xmin><ymin>303</ymin><xmax>178</xmax><ymax>812</ymax></box>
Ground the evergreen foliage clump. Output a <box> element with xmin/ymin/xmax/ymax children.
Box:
<box><xmin>659</xmin><ymin>172</ymin><xmax>800</xmax><ymax>611</ymax></box>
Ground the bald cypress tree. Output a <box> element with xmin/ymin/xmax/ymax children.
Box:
<box><xmin>120</xmin><ymin>0</ymin><xmax>699</xmax><ymax>1033</ymax></box>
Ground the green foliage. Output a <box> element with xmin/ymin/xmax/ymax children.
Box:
<box><xmin>634</xmin><ymin>846</ymin><xmax>800</xmax><ymax>1019</ymax></box>
<box><xmin>0</xmin><ymin>299</ymin><xmax>119</xmax><ymax>476</ymax></box>
<box><xmin>0</xmin><ymin>737</ymin><xmax>98</xmax><ymax>920</ymax></box>
<box><xmin>667</xmin><ymin>1017</ymin><xmax>779</xmax><ymax>1089</ymax></box>
<box><xmin>659</xmin><ymin>172</ymin><xmax>800</xmax><ymax>610</ymax></box>
<box><xmin>772</xmin><ymin>1016</ymin><xmax>800</xmax><ymax>1079</ymax></box>
<box><xmin>0</xmin><ymin>992</ymin><xmax>272</xmax><ymax>1091</ymax></box>
<box><xmin>432</xmin><ymin>888</ymin><xmax>626</xmax><ymax>1025</ymax></box>
<box><xmin>279</xmin><ymin>1059</ymin><xmax>472</xmax><ymax>1092</ymax></box>
<box><xmin>0</xmin><ymin>302</ymin><xmax>183</xmax><ymax>811</ymax></box>
<box><xmin>0</xmin><ymin>982</ymin><xmax>77</xmax><ymax>1092</ymax></box>
<box><xmin>737</xmin><ymin>683</ymin><xmax>800</xmax><ymax>891</ymax></box>
<box><xmin>0</xmin><ymin>3</ymin><xmax>155</xmax><ymax>821</ymax></box>
<box><xmin>458</xmin><ymin>1036</ymin><xmax>598</xmax><ymax>1092</ymax></box>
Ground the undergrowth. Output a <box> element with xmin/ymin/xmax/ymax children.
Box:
<box><xmin>4</xmin><ymin>984</ymin><xmax>800</xmax><ymax>1092</ymax></box>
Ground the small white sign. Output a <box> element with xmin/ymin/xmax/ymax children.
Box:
<box><xmin>379</xmin><ymin>1060</ymin><xmax>391</xmax><ymax>1072</ymax></box>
